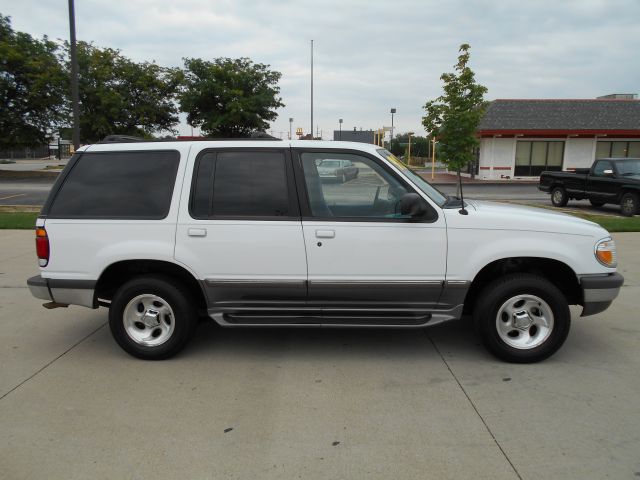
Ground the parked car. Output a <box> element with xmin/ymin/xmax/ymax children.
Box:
<box><xmin>28</xmin><ymin>138</ymin><xmax>623</xmax><ymax>363</ymax></box>
<box><xmin>317</xmin><ymin>159</ymin><xmax>359</xmax><ymax>183</ymax></box>
<box><xmin>539</xmin><ymin>157</ymin><xmax>640</xmax><ymax>216</ymax></box>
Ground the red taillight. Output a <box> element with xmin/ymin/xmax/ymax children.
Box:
<box><xmin>35</xmin><ymin>227</ymin><xmax>49</xmax><ymax>267</ymax></box>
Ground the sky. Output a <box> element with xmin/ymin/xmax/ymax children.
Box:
<box><xmin>2</xmin><ymin>0</ymin><xmax>640</xmax><ymax>139</ymax></box>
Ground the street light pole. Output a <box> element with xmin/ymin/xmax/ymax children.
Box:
<box><xmin>390</xmin><ymin>108</ymin><xmax>396</xmax><ymax>144</ymax></box>
<box><xmin>289</xmin><ymin>118</ymin><xmax>293</xmax><ymax>140</ymax></box>
<box><xmin>68</xmin><ymin>0</ymin><xmax>80</xmax><ymax>150</ymax></box>
<box><xmin>338</xmin><ymin>118</ymin><xmax>343</xmax><ymax>140</ymax></box>
<box><xmin>310</xmin><ymin>40</ymin><xmax>313</xmax><ymax>140</ymax></box>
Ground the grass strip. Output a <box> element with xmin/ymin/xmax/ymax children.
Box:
<box><xmin>0</xmin><ymin>212</ymin><xmax>38</xmax><ymax>229</ymax></box>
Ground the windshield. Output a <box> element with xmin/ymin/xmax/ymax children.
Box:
<box><xmin>615</xmin><ymin>159</ymin><xmax>640</xmax><ymax>176</ymax></box>
<box><xmin>376</xmin><ymin>149</ymin><xmax>447</xmax><ymax>206</ymax></box>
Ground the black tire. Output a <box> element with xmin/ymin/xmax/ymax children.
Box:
<box><xmin>473</xmin><ymin>273</ymin><xmax>571</xmax><ymax>363</ymax></box>
<box><xmin>589</xmin><ymin>199</ymin><xmax>605</xmax><ymax>208</ymax></box>
<box><xmin>620</xmin><ymin>192</ymin><xmax>638</xmax><ymax>217</ymax></box>
<box><xmin>109</xmin><ymin>275</ymin><xmax>197</xmax><ymax>360</ymax></box>
<box><xmin>550</xmin><ymin>186</ymin><xmax>568</xmax><ymax>207</ymax></box>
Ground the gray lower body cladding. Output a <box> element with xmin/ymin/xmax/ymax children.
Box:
<box><xmin>203</xmin><ymin>279</ymin><xmax>468</xmax><ymax>327</ymax></box>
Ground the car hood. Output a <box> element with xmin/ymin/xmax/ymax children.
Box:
<box><xmin>444</xmin><ymin>200</ymin><xmax>609</xmax><ymax>238</ymax></box>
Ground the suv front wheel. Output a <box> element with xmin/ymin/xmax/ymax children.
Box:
<box><xmin>109</xmin><ymin>275</ymin><xmax>197</xmax><ymax>360</ymax></box>
<box><xmin>474</xmin><ymin>273</ymin><xmax>571</xmax><ymax>363</ymax></box>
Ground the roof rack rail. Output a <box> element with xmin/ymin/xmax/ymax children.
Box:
<box><xmin>98</xmin><ymin>134</ymin><xmax>283</xmax><ymax>144</ymax></box>
<box><xmin>100</xmin><ymin>135</ymin><xmax>146</xmax><ymax>143</ymax></box>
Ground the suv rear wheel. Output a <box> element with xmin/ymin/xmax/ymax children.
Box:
<box><xmin>474</xmin><ymin>273</ymin><xmax>571</xmax><ymax>363</ymax></box>
<box><xmin>109</xmin><ymin>275</ymin><xmax>197</xmax><ymax>360</ymax></box>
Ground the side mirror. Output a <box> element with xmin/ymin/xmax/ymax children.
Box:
<box><xmin>399</xmin><ymin>193</ymin><xmax>427</xmax><ymax>217</ymax></box>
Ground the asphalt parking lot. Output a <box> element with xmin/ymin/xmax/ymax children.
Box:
<box><xmin>1</xmin><ymin>230</ymin><xmax>639</xmax><ymax>479</ymax></box>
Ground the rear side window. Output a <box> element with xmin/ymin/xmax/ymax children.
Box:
<box><xmin>48</xmin><ymin>150</ymin><xmax>180</xmax><ymax>219</ymax></box>
<box><xmin>190</xmin><ymin>151</ymin><xmax>290</xmax><ymax>218</ymax></box>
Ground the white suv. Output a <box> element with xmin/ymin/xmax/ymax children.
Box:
<box><xmin>27</xmin><ymin>139</ymin><xmax>624</xmax><ymax>362</ymax></box>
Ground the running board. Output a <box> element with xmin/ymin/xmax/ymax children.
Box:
<box><xmin>209</xmin><ymin>305</ymin><xmax>462</xmax><ymax>328</ymax></box>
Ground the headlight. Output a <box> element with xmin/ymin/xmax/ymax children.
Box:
<box><xmin>595</xmin><ymin>238</ymin><xmax>617</xmax><ymax>267</ymax></box>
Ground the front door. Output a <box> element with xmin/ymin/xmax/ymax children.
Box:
<box><xmin>175</xmin><ymin>148</ymin><xmax>307</xmax><ymax>314</ymax></box>
<box><xmin>588</xmin><ymin>160</ymin><xmax>618</xmax><ymax>202</ymax></box>
<box><xmin>294</xmin><ymin>149</ymin><xmax>447</xmax><ymax>317</ymax></box>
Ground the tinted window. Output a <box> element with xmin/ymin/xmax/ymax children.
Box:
<box><xmin>593</xmin><ymin>161</ymin><xmax>612</xmax><ymax>176</ymax></box>
<box><xmin>49</xmin><ymin>151</ymin><xmax>180</xmax><ymax>219</ymax></box>
<box><xmin>190</xmin><ymin>151</ymin><xmax>290</xmax><ymax>218</ymax></box>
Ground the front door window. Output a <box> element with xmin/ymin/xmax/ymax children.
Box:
<box><xmin>300</xmin><ymin>152</ymin><xmax>412</xmax><ymax>219</ymax></box>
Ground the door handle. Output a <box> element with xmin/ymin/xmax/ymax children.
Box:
<box><xmin>315</xmin><ymin>229</ymin><xmax>335</xmax><ymax>238</ymax></box>
<box><xmin>188</xmin><ymin>228</ymin><xmax>207</xmax><ymax>237</ymax></box>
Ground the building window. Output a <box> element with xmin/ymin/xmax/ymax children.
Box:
<box><xmin>514</xmin><ymin>141</ymin><xmax>564</xmax><ymax>176</ymax></box>
<box><xmin>596</xmin><ymin>141</ymin><xmax>640</xmax><ymax>159</ymax></box>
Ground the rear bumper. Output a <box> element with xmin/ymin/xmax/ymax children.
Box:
<box><xmin>27</xmin><ymin>275</ymin><xmax>96</xmax><ymax>308</ymax></box>
<box><xmin>580</xmin><ymin>272</ymin><xmax>624</xmax><ymax>316</ymax></box>
<box><xmin>538</xmin><ymin>185</ymin><xmax>551</xmax><ymax>193</ymax></box>
<box><xmin>27</xmin><ymin>275</ymin><xmax>52</xmax><ymax>301</ymax></box>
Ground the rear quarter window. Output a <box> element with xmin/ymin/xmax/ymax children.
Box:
<box><xmin>48</xmin><ymin>150</ymin><xmax>180</xmax><ymax>219</ymax></box>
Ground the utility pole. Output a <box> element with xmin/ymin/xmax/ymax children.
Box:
<box><xmin>310</xmin><ymin>40</ymin><xmax>314</xmax><ymax>142</ymax></box>
<box><xmin>68</xmin><ymin>0</ymin><xmax>80</xmax><ymax>150</ymax></box>
<box><xmin>289</xmin><ymin>117</ymin><xmax>293</xmax><ymax>140</ymax></box>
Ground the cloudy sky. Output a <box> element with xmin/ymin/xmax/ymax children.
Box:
<box><xmin>3</xmin><ymin>0</ymin><xmax>640</xmax><ymax>139</ymax></box>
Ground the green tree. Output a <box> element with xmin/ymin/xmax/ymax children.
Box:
<box><xmin>422</xmin><ymin>44</ymin><xmax>487</xmax><ymax>175</ymax></box>
<box><xmin>71</xmin><ymin>42</ymin><xmax>180</xmax><ymax>142</ymax></box>
<box><xmin>178</xmin><ymin>57</ymin><xmax>284</xmax><ymax>137</ymax></box>
<box><xmin>0</xmin><ymin>15</ymin><xmax>67</xmax><ymax>149</ymax></box>
<box><xmin>389</xmin><ymin>133</ymin><xmax>429</xmax><ymax>158</ymax></box>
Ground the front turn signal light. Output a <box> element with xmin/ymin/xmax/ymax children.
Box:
<box><xmin>595</xmin><ymin>238</ymin><xmax>617</xmax><ymax>268</ymax></box>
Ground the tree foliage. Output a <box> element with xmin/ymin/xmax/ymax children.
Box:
<box><xmin>178</xmin><ymin>57</ymin><xmax>284</xmax><ymax>137</ymax></box>
<box><xmin>72</xmin><ymin>42</ymin><xmax>181</xmax><ymax>142</ymax></box>
<box><xmin>389</xmin><ymin>133</ymin><xmax>430</xmax><ymax>158</ymax></box>
<box><xmin>422</xmin><ymin>44</ymin><xmax>487</xmax><ymax>171</ymax></box>
<box><xmin>0</xmin><ymin>15</ymin><xmax>67</xmax><ymax>148</ymax></box>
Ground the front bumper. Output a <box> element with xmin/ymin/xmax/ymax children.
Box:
<box><xmin>580</xmin><ymin>272</ymin><xmax>624</xmax><ymax>316</ymax></box>
<box><xmin>27</xmin><ymin>275</ymin><xmax>96</xmax><ymax>308</ymax></box>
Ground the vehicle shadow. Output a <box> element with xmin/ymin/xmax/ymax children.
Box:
<box><xmin>183</xmin><ymin>317</ymin><xmax>488</xmax><ymax>362</ymax></box>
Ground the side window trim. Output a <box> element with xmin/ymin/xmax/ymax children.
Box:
<box><xmin>291</xmin><ymin>148</ymin><xmax>438</xmax><ymax>223</ymax></box>
<box><xmin>188</xmin><ymin>147</ymin><xmax>300</xmax><ymax>221</ymax></box>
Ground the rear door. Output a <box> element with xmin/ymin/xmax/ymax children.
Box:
<box><xmin>293</xmin><ymin>148</ymin><xmax>447</xmax><ymax>317</ymax></box>
<box><xmin>175</xmin><ymin>147</ymin><xmax>307</xmax><ymax>313</ymax></box>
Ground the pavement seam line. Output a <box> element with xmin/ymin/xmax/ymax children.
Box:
<box><xmin>424</xmin><ymin>329</ymin><xmax>524</xmax><ymax>480</ymax></box>
<box><xmin>0</xmin><ymin>322</ymin><xmax>107</xmax><ymax>402</ymax></box>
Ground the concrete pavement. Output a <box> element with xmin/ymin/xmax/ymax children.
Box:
<box><xmin>1</xmin><ymin>230</ymin><xmax>639</xmax><ymax>479</ymax></box>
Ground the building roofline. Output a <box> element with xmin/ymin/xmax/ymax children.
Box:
<box><xmin>478</xmin><ymin>129</ymin><xmax>640</xmax><ymax>135</ymax></box>
<box><xmin>489</xmin><ymin>98</ymin><xmax>640</xmax><ymax>103</ymax></box>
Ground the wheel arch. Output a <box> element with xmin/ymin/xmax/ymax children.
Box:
<box><xmin>95</xmin><ymin>259</ymin><xmax>208</xmax><ymax>313</ymax></box>
<box><xmin>463</xmin><ymin>257</ymin><xmax>581</xmax><ymax>314</ymax></box>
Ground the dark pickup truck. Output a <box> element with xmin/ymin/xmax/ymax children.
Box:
<box><xmin>539</xmin><ymin>157</ymin><xmax>640</xmax><ymax>216</ymax></box>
